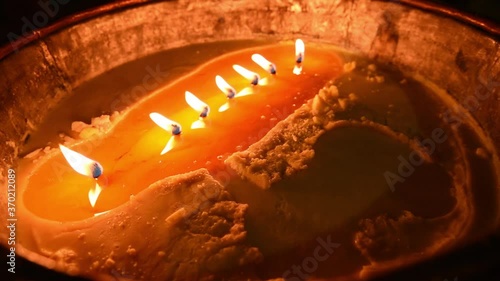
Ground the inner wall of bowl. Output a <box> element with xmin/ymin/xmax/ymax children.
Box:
<box><xmin>0</xmin><ymin>0</ymin><xmax>498</xmax><ymax>230</ymax></box>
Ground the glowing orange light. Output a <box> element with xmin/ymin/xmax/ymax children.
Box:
<box><xmin>149</xmin><ymin>112</ymin><xmax>182</xmax><ymax>155</ymax></box>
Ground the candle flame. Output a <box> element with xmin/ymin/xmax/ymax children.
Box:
<box><xmin>295</xmin><ymin>39</ymin><xmax>305</xmax><ymax>63</ymax></box>
<box><xmin>217</xmin><ymin>86</ymin><xmax>253</xmax><ymax>112</ymax></box>
<box><xmin>251</xmin><ymin>54</ymin><xmax>276</xmax><ymax>75</ymax></box>
<box><xmin>216</xmin><ymin>75</ymin><xmax>237</xmax><ymax>98</ymax></box>
<box><xmin>185</xmin><ymin>91</ymin><xmax>210</xmax><ymax>118</ymax></box>
<box><xmin>191</xmin><ymin>120</ymin><xmax>206</xmax><ymax>129</ymax></box>
<box><xmin>235</xmin><ymin>87</ymin><xmax>253</xmax><ymax>98</ymax></box>
<box><xmin>215</xmin><ymin>75</ymin><xmax>254</xmax><ymax>99</ymax></box>
<box><xmin>233</xmin><ymin>64</ymin><xmax>267</xmax><ymax>86</ymax></box>
<box><xmin>218</xmin><ymin>102</ymin><xmax>231</xmax><ymax>112</ymax></box>
<box><xmin>89</xmin><ymin>182</ymin><xmax>102</xmax><ymax>208</ymax></box>
<box><xmin>150</xmin><ymin>113</ymin><xmax>181</xmax><ymax>155</ymax></box>
<box><xmin>59</xmin><ymin>144</ymin><xmax>103</xmax><ymax>178</ymax></box>
<box><xmin>216</xmin><ymin>75</ymin><xmax>254</xmax><ymax>112</ymax></box>
<box><xmin>293</xmin><ymin>65</ymin><xmax>303</xmax><ymax>75</ymax></box>
<box><xmin>150</xmin><ymin>112</ymin><xmax>182</xmax><ymax>135</ymax></box>
<box><xmin>161</xmin><ymin>136</ymin><xmax>177</xmax><ymax>155</ymax></box>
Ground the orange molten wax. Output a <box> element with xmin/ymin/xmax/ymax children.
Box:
<box><xmin>23</xmin><ymin>43</ymin><xmax>343</xmax><ymax>221</ymax></box>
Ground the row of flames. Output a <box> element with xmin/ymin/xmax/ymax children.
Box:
<box><xmin>58</xmin><ymin>39</ymin><xmax>306</xmax><ymax>209</ymax></box>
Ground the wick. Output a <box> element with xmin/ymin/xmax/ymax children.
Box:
<box><xmin>171</xmin><ymin>124</ymin><xmax>182</xmax><ymax>135</ymax></box>
<box><xmin>227</xmin><ymin>88</ymin><xmax>236</xmax><ymax>99</ymax></box>
<box><xmin>269</xmin><ymin>64</ymin><xmax>277</xmax><ymax>75</ymax></box>
<box><xmin>251</xmin><ymin>74</ymin><xmax>260</xmax><ymax>86</ymax></box>
<box><xmin>200</xmin><ymin>106</ymin><xmax>209</xmax><ymax>118</ymax></box>
<box><xmin>296</xmin><ymin>53</ymin><xmax>304</xmax><ymax>64</ymax></box>
<box><xmin>91</xmin><ymin>162</ymin><xmax>104</xmax><ymax>179</ymax></box>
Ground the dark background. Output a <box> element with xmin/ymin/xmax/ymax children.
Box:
<box><xmin>0</xmin><ymin>0</ymin><xmax>499</xmax><ymax>280</ymax></box>
<box><xmin>0</xmin><ymin>0</ymin><xmax>120</xmax><ymax>47</ymax></box>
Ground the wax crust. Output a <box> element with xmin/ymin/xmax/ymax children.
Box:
<box><xmin>224</xmin><ymin>84</ymin><xmax>341</xmax><ymax>189</ymax></box>
<box><xmin>224</xmin><ymin>73</ymin><xmax>473</xmax><ymax>278</ymax></box>
<box><xmin>225</xmin><ymin>82</ymin><xmax>434</xmax><ymax>189</ymax></box>
<box><xmin>19</xmin><ymin>169</ymin><xmax>262</xmax><ymax>280</ymax></box>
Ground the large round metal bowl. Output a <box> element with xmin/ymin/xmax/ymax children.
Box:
<box><xmin>0</xmin><ymin>0</ymin><xmax>498</xmax><ymax>280</ymax></box>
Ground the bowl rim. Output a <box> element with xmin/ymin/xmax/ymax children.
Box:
<box><xmin>0</xmin><ymin>0</ymin><xmax>498</xmax><ymax>61</ymax></box>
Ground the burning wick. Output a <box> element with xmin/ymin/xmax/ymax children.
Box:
<box><xmin>252</xmin><ymin>54</ymin><xmax>276</xmax><ymax>75</ymax></box>
<box><xmin>215</xmin><ymin>75</ymin><xmax>240</xmax><ymax>99</ymax></box>
<box><xmin>233</xmin><ymin>65</ymin><xmax>268</xmax><ymax>86</ymax></box>
<box><xmin>185</xmin><ymin>91</ymin><xmax>210</xmax><ymax>129</ymax></box>
<box><xmin>59</xmin><ymin>144</ymin><xmax>103</xmax><ymax>179</ymax></box>
<box><xmin>295</xmin><ymin>39</ymin><xmax>305</xmax><ymax>63</ymax></box>
<box><xmin>215</xmin><ymin>75</ymin><xmax>253</xmax><ymax>112</ymax></box>
<box><xmin>59</xmin><ymin>144</ymin><xmax>104</xmax><ymax>208</ymax></box>
<box><xmin>149</xmin><ymin>112</ymin><xmax>182</xmax><ymax>154</ymax></box>
<box><xmin>150</xmin><ymin>112</ymin><xmax>182</xmax><ymax>135</ymax></box>
<box><xmin>294</xmin><ymin>39</ymin><xmax>305</xmax><ymax>75</ymax></box>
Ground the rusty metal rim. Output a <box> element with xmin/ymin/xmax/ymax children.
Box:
<box><xmin>0</xmin><ymin>0</ymin><xmax>498</xmax><ymax>60</ymax></box>
<box><xmin>0</xmin><ymin>0</ymin><xmax>158</xmax><ymax>60</ymax></box>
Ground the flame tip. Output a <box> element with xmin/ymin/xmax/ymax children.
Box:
<box><xmin>89</xmin><ymin>182</ymin><xmax>103</xmax><ymax>208</ymax></box>
<box><xmin>160</xmin><ymin>136</ymin><xmax>176</xmax><ymax>155</ymax></box>
<box><xmin>295</xmin><ymin>39</ymin><xmax>305</xmax><ymax>56</ymax></box>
